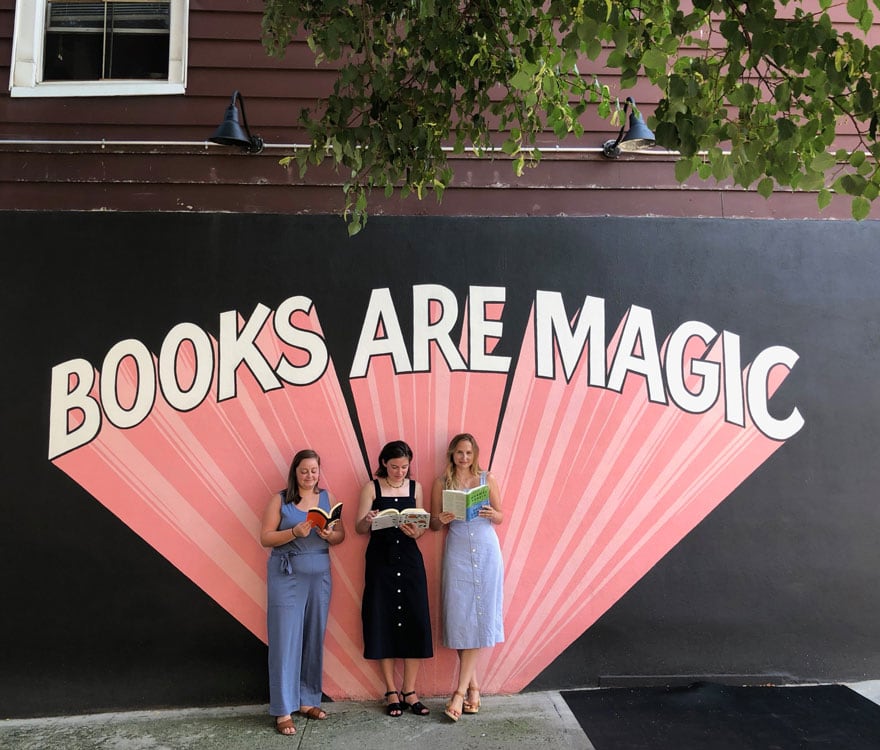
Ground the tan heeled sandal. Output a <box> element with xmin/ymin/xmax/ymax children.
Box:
<box><xmin>463</xmin><ymin>687</ymin><xmax>481</xmax><ymax>714</ymax></box>
<box><xmin>444</xmin><ymin>691</ymin><xmax>466</xmax><ymax>722</ymax></box>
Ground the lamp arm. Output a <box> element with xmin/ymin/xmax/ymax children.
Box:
<box><xmin>611</xmin><ymin>98</ymin><xmax>631</xmax><ymax>149</ymax></box>
<box><xmin>601</xmin><ymin>98</ymin><xmax>630</xmax><ymax>158</ymax></box>
<box><xmin>233</xmin><ymin>90</ymin><xmax>264</xmax><ymax>154</ymax></box>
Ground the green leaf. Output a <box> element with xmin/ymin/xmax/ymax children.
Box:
<box><xmin>847</xmin><ymin>0</ymin><xmax>868</xmax><ymax>20</ymax></box>
<box><xmin>777</xmin><ymin>118</ymin><xmax>798</xmax><ymax>142</ymax></box>
<box><xmin>839</xmin><ymin>173</ymin><xmax>869</xmax><ymax>195</ymax></box>
<box><xmin>757</xmin><ymin>177</ymin><xmax>775</xmax><ymax>198</ymax></box>
<box><xmin>501</xmin><ymin>139</ymin><xmax>520</xmax><ymax>155</ymax></box>
<box><xmin>641</xmin><ymin>48</ymin><xmax>668</xmax><ymax>73</ymax></box>
<box><xmin>508</xmin><ymin>70</ymin><xmax>533</xmax><ymax>90</ymax></box>
<box><xmin>852</xmin><ymin>195</ymin><xmax>871</xmax><ymax>219</ymax></box>
<box><xmin>818</xmin><ymin>188</ymin><xmax>833</xmax><ymax>209</ymax></box>
<box><xmin>809</xmin><ymin>152</ymin><xmax>837</xmax><ymax>171</ymax></box>
<box><xmin>674</xmin><ymin>157</ymin><xmax>697</xmax><ymax>182</ymax></box>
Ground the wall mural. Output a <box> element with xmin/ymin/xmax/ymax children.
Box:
<box><xmin>47</xmin><ymin>273</ymin><xmax>802</xmax><ymax>699</ymax></box>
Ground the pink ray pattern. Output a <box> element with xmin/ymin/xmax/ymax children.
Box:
<box><xmin>51</xmin><ymin>306</ymin><xmax>370</xmax><ymax>697</ymax></box>
<box><xmin>348</xmin><ymin>298</ymin><xmax>509</xmax><ymax>697</ymax></box>
<box><xmin>50</xmin><ymin>296</ymin><xmax>796</xmax><ymax>700</ymax></box>
<box><xmin>483</xmin><ymin>306</ymin><xmax>791</xmax><ymax>692</ymax></box>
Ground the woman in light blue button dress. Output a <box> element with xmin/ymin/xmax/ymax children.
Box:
<box><xmin>260</xmin><ymin>449</ymin><xmax>346</xmax><ymax>736</ymax></box>
<box><xmin>430</xmin><ymin>433</ymin><xmax>504</xmax><ymax>722</ymax></box>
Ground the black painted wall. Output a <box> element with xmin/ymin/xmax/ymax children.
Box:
<box><xmin>2</xmin><ymin>212</ymin><xmax>878</xmax><ymax>717</ymax></box>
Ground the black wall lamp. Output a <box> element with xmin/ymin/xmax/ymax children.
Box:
<box><xmin>209</xmin><ymin>90</ymin><xmax>264</xmax><ymax>154</ymax></box>
<box><xmin>602</xmin><ymin>97</ymin><xmax>655</xmax><ymax>158</ymax></box>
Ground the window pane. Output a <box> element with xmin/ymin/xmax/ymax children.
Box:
<box><xmin>43</xmin><ymin>2</ymin><xmax>170</xmax><ymax>81</ymax></box>
<box><xmin>43</xmin><ymin>32</ymin><xmax>103</xmax><ymax>80</ymax></box>
<box><xmin>107</xmin><ymin>32</ymin><xmax>169</xmax><ymax>79</ymax></box>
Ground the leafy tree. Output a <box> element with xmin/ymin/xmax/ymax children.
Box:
<box><xmin>262</xmin><ymin>0</ymin><xmax>880</xmax><ymax>233</ymax></box>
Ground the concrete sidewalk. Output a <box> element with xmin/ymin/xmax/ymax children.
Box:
<box><xmin>4</xmin><ymin>682</ymin><xmax>879</xmax><ymax>750</ymax></box>
<box><xmin>0</xmin><ymin>690</ymin><xmax>592</xmax><ymax>750</ymax></box>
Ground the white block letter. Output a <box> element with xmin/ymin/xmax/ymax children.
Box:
<box><xmin>747</xmin><ymin>346</ymin><xmax>804</xmax><ymax>440</ymax></box>
<box><xmin>350</xmin><ymin>288</ymin><xmax>412</xmax><ymax>378</ymax></box>
<box><xmin>274</xmin><ymin>296</ymin><xmax>329</xmax><ymax>386</ymax></box>
<box><xmin>468</xmin><ymin>286</ymin><xmax>511</xmax><ymax>373</ymax></box>
<box><xmin>535</xmin><ymin>291</ymin><xmax>606</xmax><ymax>385</ymax></box>
<box><xmin>159</xmin><ymin>323</ymin><xmax>214</xmax><ymax>411</ymax></box>
<box><xmin>48</xmin><ymin>358</ymin><xmax>102</xmax><ymax>459</ymax></box>
<box><xmin>218</xmin><ymin>303</ymin><xmax>282</xmax><ymax>400</ymax></box>
<box><xmin>412</xmin><ymin>284</ymin><xmax>466</xmax><ymax>372</ymax></box>
<box><xmin>101</xmin><ymin>339</ymin><xmax>156</xmax><ymax>429</ymax></box>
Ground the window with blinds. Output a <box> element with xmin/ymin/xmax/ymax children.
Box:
<box><xmin>43</xmin><ymin>1</ymin><xmax>171</xmax><ymax>81</ymax></box>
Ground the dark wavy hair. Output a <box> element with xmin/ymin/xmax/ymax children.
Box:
<box><xmin>374</xmin><ymin>440</ymin><xmax>413</xmax><ymax>478</ymax></box>
<box><xmin>284</xmin><ymin>449</ymin><xmax>322</xmax><ymax>504</ymax></box>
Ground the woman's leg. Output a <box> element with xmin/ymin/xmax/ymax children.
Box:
<box><xmin>298</xmin><ymin>561</ymin><xmax>330</xmax><ymax>718</ymax></box>
<box><xmin>267</xmin><ymin>559</ymin><xmax>305</xmax><ymax>722</ymax></box>
<box><xmin>380</xmin><ymin>659</ymin><xmax>403</xmax><ymax>716</ymax></box>
<box><xmin>456</xmin><ymin>648</ymin><xmax>483</xmax><ymax>712</ymax></box>
<box><xmin>401</xmin><ymin>659</ymin><xmax>429</xmax><ymax>714</ymax></box>
<box><xmin>400</xmin><ymin>658</ymin><xmax>421</xmax><ymax>695</ymax></box>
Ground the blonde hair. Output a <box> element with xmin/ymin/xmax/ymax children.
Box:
<box><xmin>442</xmin><ymin>433</ymin><xmax>482</xmax><ymax>489</ymax></box>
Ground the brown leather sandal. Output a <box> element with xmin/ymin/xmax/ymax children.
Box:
<box><xmin>275</xmin><ymin>716</ymin><xmax>296</xmax><ymax>735</ymax></box>
<box><xmin>298</xmin><ymin>706</ymin><xmax>328</xmax><ymax>720</ymax></box>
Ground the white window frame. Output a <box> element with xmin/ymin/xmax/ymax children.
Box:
<box><xmin>9</xmin><ymin>0</ymin><xmax>188</xmax><ymax>97</ymax></box>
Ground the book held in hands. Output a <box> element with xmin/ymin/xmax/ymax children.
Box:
<box><xmin>307</xmin><ymin>502</ymin><xmax>343</xmax><ymax>531</ymax></box>
<box><xmin>442</xmin><ymin>484</ymin><xmax>490</xmax><ymax>521</ymax></box>
<box><xmin>371</xmin><ymin>507</ymin><xmax>431</xmax><ymax>530</ymax></box>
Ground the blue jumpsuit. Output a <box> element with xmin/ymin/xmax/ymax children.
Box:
<box><xmin>267</xmin><ymin>489</ymin><xmax>332</xmax><ymax>717</ymax></box>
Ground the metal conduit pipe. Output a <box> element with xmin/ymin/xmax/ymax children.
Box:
<box><xmin>0</xmin><ymin>138</ymin><xmax>675</xmax><ymax>155</ymax></box>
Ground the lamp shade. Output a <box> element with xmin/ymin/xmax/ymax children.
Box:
<box><xmin>209</xmin><ymin>91</ymin><xmax>264</xmax><ymax>154</ymax></box>
<box><xmin>620</xmin><ymin>106</ymin><xmax>656</xmax><ymax>150</ymax></box>
<box><xmin>601</xmin><ymin>97</ymin><xmax>655</xmax><ymax>158</ymax></box>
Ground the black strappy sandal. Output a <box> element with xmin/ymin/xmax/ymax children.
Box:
<box><xmin>402</xmin><ymin>690</ymin><xmax>430</xmax><ymax>715</ymax></box>
<box><xmin>384</xmin><ymin>690</ymin><xmax>403</xmax><ymax>717</ymax></box>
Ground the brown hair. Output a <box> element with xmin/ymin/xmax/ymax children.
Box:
<box><xmin>284</xmin><ymin>449</ymin><xmax>322</xmax><ymax>504</ymax></box>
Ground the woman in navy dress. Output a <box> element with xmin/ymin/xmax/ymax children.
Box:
<box><xmin>356</xmin><ymin>440</ymin><xmax>432</xmax><ymax>717</ymax></box>
<box><xmin>430</xmin><ymin>433</ymin><xmax>504</xmax><ymax>722</ymax></box>
<box><xmin>260</xmin><ymin>449</ymin><xmax>346</xmax><ymax>736</ymax></box>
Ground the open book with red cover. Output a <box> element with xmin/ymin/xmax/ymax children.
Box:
<box><xmin>307</xmin><ymin>502</ymin><xmax>343</xmax><ymax>531</ymax></box>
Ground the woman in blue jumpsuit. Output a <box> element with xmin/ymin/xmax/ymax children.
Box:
<box><xmin>261</xmin><ymin>449</ymin><xmax>346</xmax><ymax>736</ymax></box>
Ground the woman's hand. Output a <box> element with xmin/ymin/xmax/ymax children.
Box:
<box><xmin>290</xmin><ymin>519</ymin><xmax>312</xmax><ymax>539</ymax></box>
<box><xmin>316</xmin><ymin>520</ymin><xmax>345</xmax><ymax>545</ymax></box>
<box><xmin>399</xmin><ymin>522</ymin><xmax>425</xmax><ymax>539</ymax></box>
<box><xmin>478</xmin><ymin>505</ymin><xmax>502</xmax><ymax>524</ymax></box>
<box><xmin>357</xmin><ymin>508</ymin><xmax>378</xmax><ymax>534</ymax></box>
<box><xmin>315</xmin><ymin>525</ymin><xmax>333</xmax><ymax>541</ymax></box>
<box><xmin>436</xmin><ymin>511</ymin><xmax>456</xmax><ymax>525</ymax></box>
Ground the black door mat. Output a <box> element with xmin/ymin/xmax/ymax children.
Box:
<box><xmin>561</xmin><ymin>681</ymin><xmax>880</xmax><ymax>750</ymax></box>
